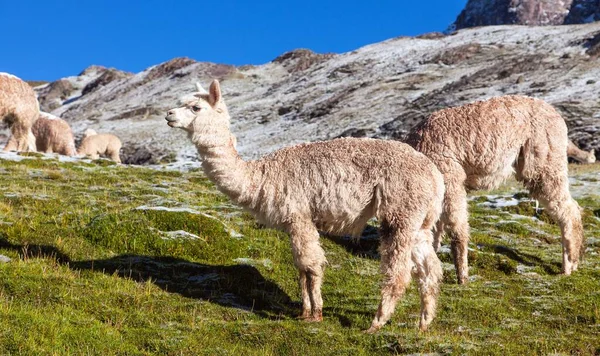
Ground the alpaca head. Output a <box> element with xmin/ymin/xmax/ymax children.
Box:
<box><xmin>83</xmin><ymin>129</ymin><xmax>97</xmax><ymax>138</ymax></box>
<box><xmin>165</xmin><ymin>79</ymin><xmax>229</xmax><ymax>135</ymax></box>
<box><xmin>586</xmin><ymin>149</ymin><xmax>596</xmax><ymax>164</ymax></box>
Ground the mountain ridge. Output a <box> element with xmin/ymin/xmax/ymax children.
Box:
<box><xmin>5</xmin><ymin>23</ymin><xmax>599</xmax><ymax>165</ymax></box>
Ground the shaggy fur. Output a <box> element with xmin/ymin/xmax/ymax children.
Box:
<box><xmin>166</xmin><ymin>80</ymin><xmax>446</xmax><ymax>332</ymax></box>
<box><xmin>77</xmin><ymin>129</ymin><xmax>122</xmax><ymax>163</ymax></box>
<box><xmin>406</xmin><ymin>95</ymin><xmax>584</xmax><ymax>283</ymax></box>
<box><xmin>0</xmin><ymin>73</ymin><xmax>39</xmax><ymax>151</ymax></box>
<box><xmin>567</xmin><ymin>140</ymin><xmax>596</xmax><ymax>164</ymax></box>
<box><xmin>32</xmin><ymin>112</ymin><xmax>76</xmax><ymax>156</ymax></box>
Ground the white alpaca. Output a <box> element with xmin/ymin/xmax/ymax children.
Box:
<box><xmin>0</xmin><ymin>73</ymin><xmax>39</xmax><ymax>152</ymax></box>
<box><xmin>166</xmin><ymin>80</ymin><xmax>445</xmax><ymax>332</ymax></box>
<box><xmin>77</xmin><ymin>129</ymin><xmax>122</xmax><ymax>163</ymax></box>
<box><xmin>567</xmin><ymin>140</ymin><xmax>596</xmax><ymax>164</ymax></box>
<box><xmin>407</xmin><ymin>95</ymin><xmax>584</xmax><ymax>283</ymax></box>
<box><xmin>32</xmin><ymin>112</ymin><xmax>76</xmax><ymax>156</ymax></box>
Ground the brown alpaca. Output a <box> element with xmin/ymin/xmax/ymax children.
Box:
<box><xmin>407</xmin><ymin>95</ymin><xmax>584</xmax><ymax>284</ymax></box>
<box><xmin>0</xmin><ymin>73</ymin><xmax>39</xmax><ymax>152</ymax></box>
<box><xmin>32</xmin><ymin>112</ymin><xmax>76</xmax><ymax>156</ymax></box>
<box><xmin>567</xmin><ymin>140</ymin><xmax>595</xmax><ymax>164</ymax></box>
<box><xmin>166</xmin><ymin>80</ymin><xmax>445</xmax><ymax>332</ymax></box>
<box><xmin>77</xmin><ymin>129</ymin><xmax>122</xmax><ymax>163</ymax></box>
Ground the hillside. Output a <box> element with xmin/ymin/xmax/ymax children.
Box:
<box><xmin>0</xmin><ymin>154</ymin><xmax>598</xmax><ymax>354</ymax></box>
<box><xmin>6</xmin><ymin>23</ymin><xmax>599</xmax><ymax>165</ymax></box>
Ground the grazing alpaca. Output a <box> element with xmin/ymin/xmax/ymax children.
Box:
<box><xmin>567</xmin><ymin>140</ymin><xmax>596</xmax><ymax>164</ymax></box>
<box><xmin>0</xmin><ymin>73</ymin><xmax>39</xmax><ymax>152</ymax></box>
<box><xmin>406</xmin><ymin>95</ymin><xmax>584</xmax><ymax>284</ymax></box>
<box><xmin>32</xmin><ymin>112</ymin><xmax>76</xmax><ymax>156</ymax></box>
<box><xmin>166</xmin><ymin>80</ymin><xmax>445</xmax><ymax>332</ymax></box>
<box><xmin>77</xmin><ymin>129</ymin><xmax>122</xmax><ymax>163</ymax></box>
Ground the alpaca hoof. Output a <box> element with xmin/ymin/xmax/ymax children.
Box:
<box><xmin>297</xmin><ymin>309</ymin><xmax>312</xmax><ymax>320</ymax></box>
<box><xmin>303</xmin><ymin>315</ymin><xmax>323</xmax><ymax>323</ymax></box>
<box><xmin>419</xmin><ymin>323</ymin><xmax>429</xmax><ymax>332</ymax></box>
<box><xmin>302</xmin><ymin>309</ymin><xmax>323</xmax><ymax>322</ymax></box>
<box><xmin>363</xmin><ymin>325</ymin><xmax>381</xmax><ymax>334</ymax></box>
<box><xmin>457</xmin><ymin>276</ymin><xmax>468</xmax><ymax>285</ymax></box>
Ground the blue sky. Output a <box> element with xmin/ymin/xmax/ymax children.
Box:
<box><xmin>0</xmin><ymin>0</ymin><xmax>467</xmax><ymax>81</ymax></box>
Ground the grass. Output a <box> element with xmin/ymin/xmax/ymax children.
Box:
<box><xmin>0</xmin><ymin>155</ymin><xmax>599</xmax><ymax>355</ymax></box>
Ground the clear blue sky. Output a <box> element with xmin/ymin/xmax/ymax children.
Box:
<box><xmin>0</xmin><ymin>0</ymin><xmax>467</xmax><ymax>81</ymax></box>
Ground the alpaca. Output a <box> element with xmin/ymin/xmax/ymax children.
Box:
<box><xmin>166</xmin><ymin>80</ymin><xmax>445</xmax><ymax>332</ymax></box>
<box><xmin>77</xmin><ymin>129</ymin><xmax>122</xmax><ymax>163</ymax></box>
<box><xmin>32</xmin><ymin>112</ymin><xmax>76</xmax><ymax>156</ymax></box>
<box><xmin>406</xmin><ymin>95</ymin><xmax>584</xmax><ymax>284</ymax></box>
<box><xmin>567</xmin><ymin>140</ymin><xmax>596</xmax><ymax>164</ymax></box>
<box><xmin>0</xmin><ymin>73</ymin><xmax>39</xmax><ymax>152</ymax></box>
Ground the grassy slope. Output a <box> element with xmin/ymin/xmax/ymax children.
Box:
<box><xmin>0</xmin><ymin>156</ymin><xmax>598</xmax><ymax>355</ymax></box>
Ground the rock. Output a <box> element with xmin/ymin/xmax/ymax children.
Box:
<box><xmin>0</xmin><ymin>255</ymin><xmax>11</xmax><ymax>263</ymax></box>
<box><xmin>451</xmin><ymin>0</ymin><xmax>600</xmax><ymax>31</ymax></box>
<box><xmin>273</xmin><ymin>49</ymin><xmax>336</xmax><ymax>73</ymax></box>
<box><xmin>82</xmin><ymin>68</ymin><xmax>132</xmax><ymax>95</ymax></box>
<box><xmin>120</xmin><ymin>143</ymin><xmax>176</xmax><ymax>165</ymax></box>
<box><xmin>37</xmin><ymin>79</ymin><xmax>76</xmax><ymax>112</ymax></box>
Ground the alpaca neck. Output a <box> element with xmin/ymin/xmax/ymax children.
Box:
<box><xmin>191</xmin><ymin>130</ymin><xmax>253</xmax><ymax>203</ymax></box>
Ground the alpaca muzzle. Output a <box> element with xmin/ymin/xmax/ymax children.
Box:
<box><xmin>165</xmin><ymin>114</ymin><xmax>178</xmax><ymax>127</ymax></box>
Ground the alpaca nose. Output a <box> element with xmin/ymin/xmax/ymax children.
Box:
<box><xmin>167</xmin><ymin>110</ymin><xmax>174</xmax><ymax>116</ymax></box>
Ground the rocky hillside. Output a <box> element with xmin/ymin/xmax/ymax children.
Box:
<box><xmin>451</xmin><ymin>0</ymin><xmax>600</xmax><ymax>30</ymax></box>
<box><xmin>7</xmin><ymin>23</ymin><xmax>600</xmax><ymax>165</ymax></box>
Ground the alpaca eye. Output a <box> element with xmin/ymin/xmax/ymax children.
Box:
<box><xmin>191</xmin><ymin>106</ymin><xmax>201</xmax><ymax>112</ymax></box>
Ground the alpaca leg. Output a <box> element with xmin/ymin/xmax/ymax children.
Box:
<box><xmin>527</xmin><ymin>176</ymin><xmax>584</xmax><ymax>275</ymax></box>
<box><xmin>288</xmin><ymin>222</ymin><xmax>326</xmax><ymax>322</ymax></box>
<box><xmin>444</xmin><ymin>183</ymin><xmax>470</xmax><ymax>284</ymax></box>
<box><xmin>412</xmin><ymin>229</ymin><xmax>443</xmax><ymax>331</ymax></box>
<box><xmin>3</xmin><ymin>135</ymin><xmax>18</xmax><ymax>152</ymax></box>
<box><xmin>297</xmin><ymin>271</ymin><xmax>311</xmax><ymax>319</ymax></box>
<box><xmin>432</xmin><ymin>219</ymin><xmax>445</xmax><ymax>252</ymax></box>
<box><xmin>366</xmin><ymin>224</ymin><xmax>413</xmax><ymax>333</ymax></box>
<box><xmin>108</xmin><ymin>149</ymin><xmax>121</xmax><ymax>163</ymax></box>
<box><xmin>10</xmin><ymin>120</ymin><xmax>35</xmax><ymax>152</ymax></box>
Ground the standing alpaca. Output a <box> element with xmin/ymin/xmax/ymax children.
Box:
<box><xmin>567</xmin><ymin>140</ymin><xmax>596</xmax><ymax>164</ymax></box>
<box><xmin>406</xmin><ymin>95</ymin><xmax>584</xmax><ymax>284</ymax></box>
<box><xmin>166</xmin><ymin>80</ymin><xmax>445</xmax><ymax>332</ymax></box>
<box><xmin>0</xmin><ymin>73</ymin><xmax>39</xmax><ymax>152</ymax></box>
<box><xmin>32</xmin><ymin>112</ymin><xmax>76</xmax><ymax>156</ymax></box>
<box><xmin>77</xmin><ymin>129</ymin><xmax>122</xmax><ymax>163</ymax></box>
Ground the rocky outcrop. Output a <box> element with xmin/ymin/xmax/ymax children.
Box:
<box><xmin>37</xmin><ymin>79</ymin><xmax>76</xmax><ymax>112</ymax></box>
<box><xmin>273</xmin><ymin>49</ymin><xmax>336</xmax><ymax>73</ymax></box>
<box><xmin>82</xmin><ymin>68</ymin><xmax>132</xmax><ymax>95</ymax></box>
<box><xmin>451</xmin><ymin>0</ymin><xmax>599</xmax><ymax>31</ymax></box>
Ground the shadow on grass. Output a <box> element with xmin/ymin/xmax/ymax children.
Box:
<box><xmin>0</xmin><ymin>237</ymin><xmax>71</xmax><ymax>264</ymax></box>
<box><xmin>0</xmin><ymin>236</ymin><xmax>294</xmax><ymax>319</ymax></box>
<box><xmin>478</xmin><ymin>243</ymin><xmax>562</xmax><ymax>275</ymax></box>
<box><xmin>70</xmin><ymin>255</ymin><xmax>294</xmax><ymax>319</ymax></box>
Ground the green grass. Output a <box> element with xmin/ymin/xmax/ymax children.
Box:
<box><xmin>0</xmin><ymin>155</ymin><xmax>599</xmax><ymax>355</ymax></box>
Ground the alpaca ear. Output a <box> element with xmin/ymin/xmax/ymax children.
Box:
<box><xmin>208</xmin><ymin>79</ymin><xmax>221</xmax><ymax>106</ymax></box>
<box><xmin>195</xmin><ymin>82</ymin><xmax>208</xmax><ymax>95</ymax></box>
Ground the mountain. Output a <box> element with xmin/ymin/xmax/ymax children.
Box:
<box><xmin>7</xmin><ymin>23</ymin><xmax>600</xmax><ymax>165</ymax></box>
<box><xmin>451</xmin><ymin>0</ymin><xmax>600</xmax><ymax>31</ymax></box>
